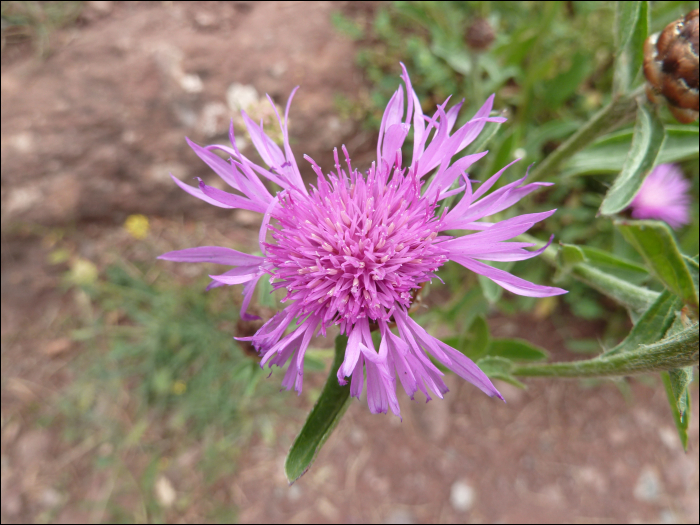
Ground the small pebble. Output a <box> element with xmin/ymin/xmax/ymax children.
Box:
<box><xmin>633</xmin><ymin>466</ymin><xmax>661</xmax><ymax>503</ymax></box>
<box><xmin>450</xmin><ymin>479</ymin><xmax>475</xmax><ymax>512</ymax></box>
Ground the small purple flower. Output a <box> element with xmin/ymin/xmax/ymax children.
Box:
<box><xmin>629</xmin><ymin>164</ymin><xmax>691</xmax><ymax>229</ymax></box>
<box><xmin>160</xmin><ymin>65</ymin><xmax>566</xmax><ymax>417</ymax></box>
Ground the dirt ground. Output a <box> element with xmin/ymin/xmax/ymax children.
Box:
<box><xmin>1</xmin><ymin>2</ymin><xmax>698</xmax><ymax>524</ymax></box>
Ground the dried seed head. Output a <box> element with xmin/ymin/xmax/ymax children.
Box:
<box><xmin>465</xmin><ymin>17</ymin><xmax>495</xmax><ymax>51</ymax></box>
<box><xmin>644</xmin><ymin>9</ymin><xmax>699</xmax><ymax>123</ymax></box>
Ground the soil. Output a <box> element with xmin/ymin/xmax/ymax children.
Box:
<box><xmin>1</xmin><ymin>2</ymin><xmax>698</xmax><ymax>524</ymax></box>
<box><xmin>1</xmin><ymin>1</ymin><xmax>374</xmax><ymax>226</ymax></box>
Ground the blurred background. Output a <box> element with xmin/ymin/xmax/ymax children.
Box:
<box><xmin>1</xmin><ymin>1</ymin><xmax>698</xmax><ymax>523</ymax></box>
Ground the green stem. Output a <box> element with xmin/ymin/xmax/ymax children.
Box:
<box><xmin>512</xmin><ymin>324</ymin><xmax>699</xmax><ymax>378</ymax></box>
<box><xmin>284</xmin><ymin>335</ymin><xmax>351</xmax><ymax>483</ymax></box>
<box><xmin>528</xmin><ymin>94</ymin><xmax>639</xmax><ymax>182</ymax></box>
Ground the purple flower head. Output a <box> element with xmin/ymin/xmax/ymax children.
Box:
<box><xmin>159</xmin><ymin>64</ymin><xmax>567</xmax><ymax>417</ymax></box>
<box><xmin>629</xmin><ymin>164</ymin><xmax>691</xmax><ymax>229</ymax></box>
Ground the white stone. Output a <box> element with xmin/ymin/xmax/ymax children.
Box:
<box><xmin>287</xmin><ymin>484</ymin><xmax>302</xmax><ymax>501</ymax></box>
<box><xmin>227</xmin><ymin>83</ymin><xmax>259</xmax><ymax>112</ymax></box>
<box><xmin>633</xmin><ymin>466</ymin><xmax>662</xmax><ymax>503</ymax></box>
<box><xmin>450</xmin><ymin>479</ymin><xmax>475</xmax><ymax>512</ymax></box>
<box><xmin>154</xmin><ymin>476</ymin><xmax>176</xmax><ymax>508</ymax></box>
<box><xmin>179</xmin><ymin>73</ymin><xmax>203</xmax><ymax>94</ymax></box>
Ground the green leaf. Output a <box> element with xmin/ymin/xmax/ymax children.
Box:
<box><xmin>476</xmin><ymin>356</ymin><xmax>525</xmax><ymax>389</ymax></box>
<box><xmin>661</xmin><ymin>370</ymin><xmax>691</xmax><ymax>451</ymax></box>
<box><xmin>442</xmin><ymin>286</ymin><xmax>488</xmax><ymax>329</ymax></box>
<box><xmin>557</xmin><ymin>242</ymin><xmax>650</xmax><ymax>289</ymax></box>
<box><xmin>478</xmin><ymin>274</ymin><xmax>503</xmax><ymax>305</ymax></box>
<box><xmin>562</xmin><ymin>126</ymin><xmax>699</xmax><ymax>178</ymax></box>
<box><xmin>555</xmin><ymin>245</ymin><xmax>659</xmax><ymax>316</ymax></box>
<box><xmin>523</xmin><ymin>120</ymin><xmax>583</xmax><ymax>159</ymax></box>
<box><xmin>683</xmin><ymin>254</ymin><xmax>699</xmax><ymax>295</ymax></box>
<box><xmin>468</xmin><ymin>315</ymin><xmax>490</xmax><ymax>360</ymax></box>
<box><xmin>572</xmin><ymin>244</ymin><xmax>649</xmax><ymax>276</ymax></box>
<box><xmin>557</xmin><ymin>243</ymin><xmax>586</xmax><ymax>274</ymax></box>
<box><xmin>657</xmin><ymin>126</ymin><xmax>700</xmax><ymax>165</ymax></box>
<box><xmin>668</xmin><ymin>367</ymin><xmax>693</xmax><ymax>418</ymax></box>
<box><xmin>615</xmin><ymin>1</ymin><xmax>642</xmax><ymax>51</ymax></box>
<box><xmin>285</xmin><ymin>335</ymin><xmax>351</xmax><ymax>484</ymax></box>
<box><xmin>599</xmin><ymin>104</ymin><xmax>665</xmax><ymax>216</ymax></box>
<box><xmin>450</xmin><ymin>315</ymin><xmax>491</xmax><ymax>361</ymax></box>
<box><xmin>604</xmin><ymin>290</ymin><xmax>682</xmax><ymax>356</ymax></box>
<box><xmin>489</xmin><ymin>338</ymin><xmax>549</xmax><ymax>362</ymax></box>
<box><xmin>542</xmin><ymin>51</ymin><xmax>592</xmax><ymax>110</ymax></box>
<box><xmin>613</xmin><ymin>1</ymin><xmax>648</xmax><ymax>94</ymax></box>
<box><xmin>662</xmin><ymin>316</ymin><xmax>694</xmax><ymax>446</ymax></box>
<box><xmin>617</xmin><ymin>220</ymin><xmax>698</xmax><ymax>309</ymax></box>
<box><xmin>629</xmin><ymin>1</ymin><xmax>649</xmax><ymax>82</ymax></box>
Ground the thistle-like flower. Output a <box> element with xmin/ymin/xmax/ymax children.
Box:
<box><xmin>629</xmin><ymin>163</ymin><xmax>691</xmax><ymax>229</ymax></box>
<box><xmin>160</xmin><ymin>65</ymin><xmax>566</xmax><ymax>416</ymax></box>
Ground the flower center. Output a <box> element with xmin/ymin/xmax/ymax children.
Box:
<box><xmin>264</xmin><ymin>161</ymin><xmax>447</xmax><ymax>329</ymax></box>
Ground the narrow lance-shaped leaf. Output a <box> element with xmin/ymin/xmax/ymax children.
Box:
<box><xmin>668</xmin><ymin>366</ymin><xmax>693</xmax><ymax>419</ymax></box>
<box><xmin>613</xmin><ymin>1</ymin><xmax>647</xmax><ymax>94</ymax></box>
<box><xmin>568</xmin><ymin>244</ymin><xmax>648</xmax><ymax>276</ymax></box>
<box><xmin>628</xmin><ymin>1</ymin><xmax>649</xmax><ymax>83</ymax></box>
<box><xmin>599</xmin><ymin>103</ymin><xmax>665</xmax><ymax>216</ymax></box>
<box><xmin>662</xmin><ymin>313</ymin><xmax>694</xmax><ymax>450</ymax></box>
<box><xmin>445</xmin><ymin>315</ymin><xmax>491</xmax><ymax>361</ymax></box>
<box><xmin>476</xmin><ymin>356</ymin><xmax>525</xmax><ymax>389</ymax></box>
<box><xmin>661</xmin><ymin>369</ymin><xmax>691</xmax><ymax>451</ymax></box>
<box><xmin>489</xmin><ymin>338</ymin><xmax>549</xmax><ymax>362</ymax></box>
<box><xmin>617</xmin><ymin>220</ymin><xmax>698</xmax><ymax>309</ymax></box>
<box><xmin>556</xmin><ymin>243</ymin><xmax>659</xmax><ymax>316</ymax></box>
<box><xmin>615</xmin><ymin>1</ymin><xmax>642</xmax><ymax>52</ymax></box>
<box><xmin>520</xmin><ymin>236</ymin><xmax>658</xmax><ymax>319</ymax></box>
<box><xmin>561</xmin><ymin>125</ymin><xmax>699</xmax><ymax>178</ymax></box>
<box><xmin>285</xmin><ymin>335</ymin><xmax>351</xmax><ymax>484</ymax></box>
<box><xmin>683</xmin><ymin>254</ymin><xmax>699</xmax><ymax>296</ymax></box>
<box><xmin>603</xmin><ymin>290</ymin><xmax>681</xmax><ymax>356</ymax></box>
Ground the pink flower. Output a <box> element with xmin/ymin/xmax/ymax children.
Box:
<box><xmin>160</xmin><ymin>65</ymin><xmax>566</xmax><ymax>417</ymax></box>
<box><xmin>629</xmin><ymin>164</ymin><xmax>691</xmax><ymax>229</ymax></box>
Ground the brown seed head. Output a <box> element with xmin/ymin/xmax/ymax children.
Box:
<box><xmin>643</xmin><ymin>9</ymin><xmax>699</xmax><ymax>123</ymax></box>
<box><xmin>465</xmin><ymin>17</ymin><xmax>495</xmax><ymax>51</ymax></box>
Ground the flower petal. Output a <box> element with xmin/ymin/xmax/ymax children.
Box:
<box><xmin>198</xmin><ymin>180</ymin><xmax>268</xmax><ymax>213</ymax></box>
<box><xmin>158</xmin><ymin>246</ymin><xmax>264</xmax><ymax>266</ymax></box>
<box><xmin>171</xmin><ymin>174</ymin><xmax>234</xmax><ymax>208</ymax></box>
<box><xmin>186</xmin><ymin>138</ymin><xmax>241</xmax><ymax>190</ymax></box>
<box><xmin>454</xmin><ymin>256</ymin><xmax>567</xmax><ymax>297</ymax></box>
<box><xmin>338</xmin><ymin>322</ymin><xmax>363</xmax><ymax>382</ymax></box>
<box><xmin>209</xmin><ymin>271</ymin><xmax>259</xmax><ymax>285</ymax></box>
<box><xmin>241</xmin><ymin>111</ymin><xmax>286</xmax><ymax>170</ymax></box>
